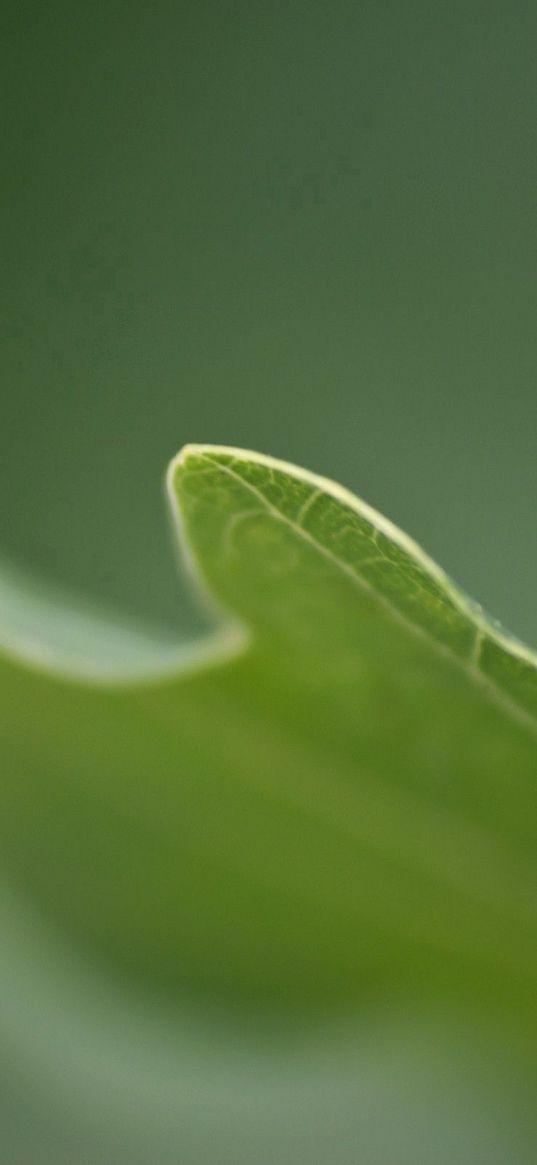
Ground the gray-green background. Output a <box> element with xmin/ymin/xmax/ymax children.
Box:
<box><xmin>3</xmin><ymin>0</ymin><xmax>537</xmax><ymax>642</ymax></box>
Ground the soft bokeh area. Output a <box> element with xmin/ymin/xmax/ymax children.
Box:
<box><xmin>2</xmin><ymin>2</ymin><xmax>537</xmax><ymax>1161</ymax></box>
<box><xmin>3</xmin><ymin>1</ymin><xmax>537</xmax><ymax>644</ymax></box>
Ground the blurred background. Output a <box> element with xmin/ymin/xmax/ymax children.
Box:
<box><xmin>3</xmin><ymin>2</ymin><xmax>537</xmax><ymax>1161</ymax></box>
<box><xmin>2</xmin><ymin>0</ymin><xmax>537</xmax><ymax>646</ymax></box>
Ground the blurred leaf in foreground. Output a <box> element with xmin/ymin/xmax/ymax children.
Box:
<box><xmin>2</xmin><ymin>446</ymin><xmax>537</xmax><ymax>1161</ymax></box>
<box><xmin>2</xmin><ymin>445</ymin><xmax>537</xmax><ymax>1015</ymax></box>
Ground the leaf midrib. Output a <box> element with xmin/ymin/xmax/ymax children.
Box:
<box><xmin>196</xmin><ymin>450</ymin><xmax>537</xmax><ymax>743</ymax></box>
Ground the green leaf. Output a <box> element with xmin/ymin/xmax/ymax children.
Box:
<box><xmin>2</xmin><ymin>445</ymin><xmax>537</xmax><ymax>1021</ymax></box>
